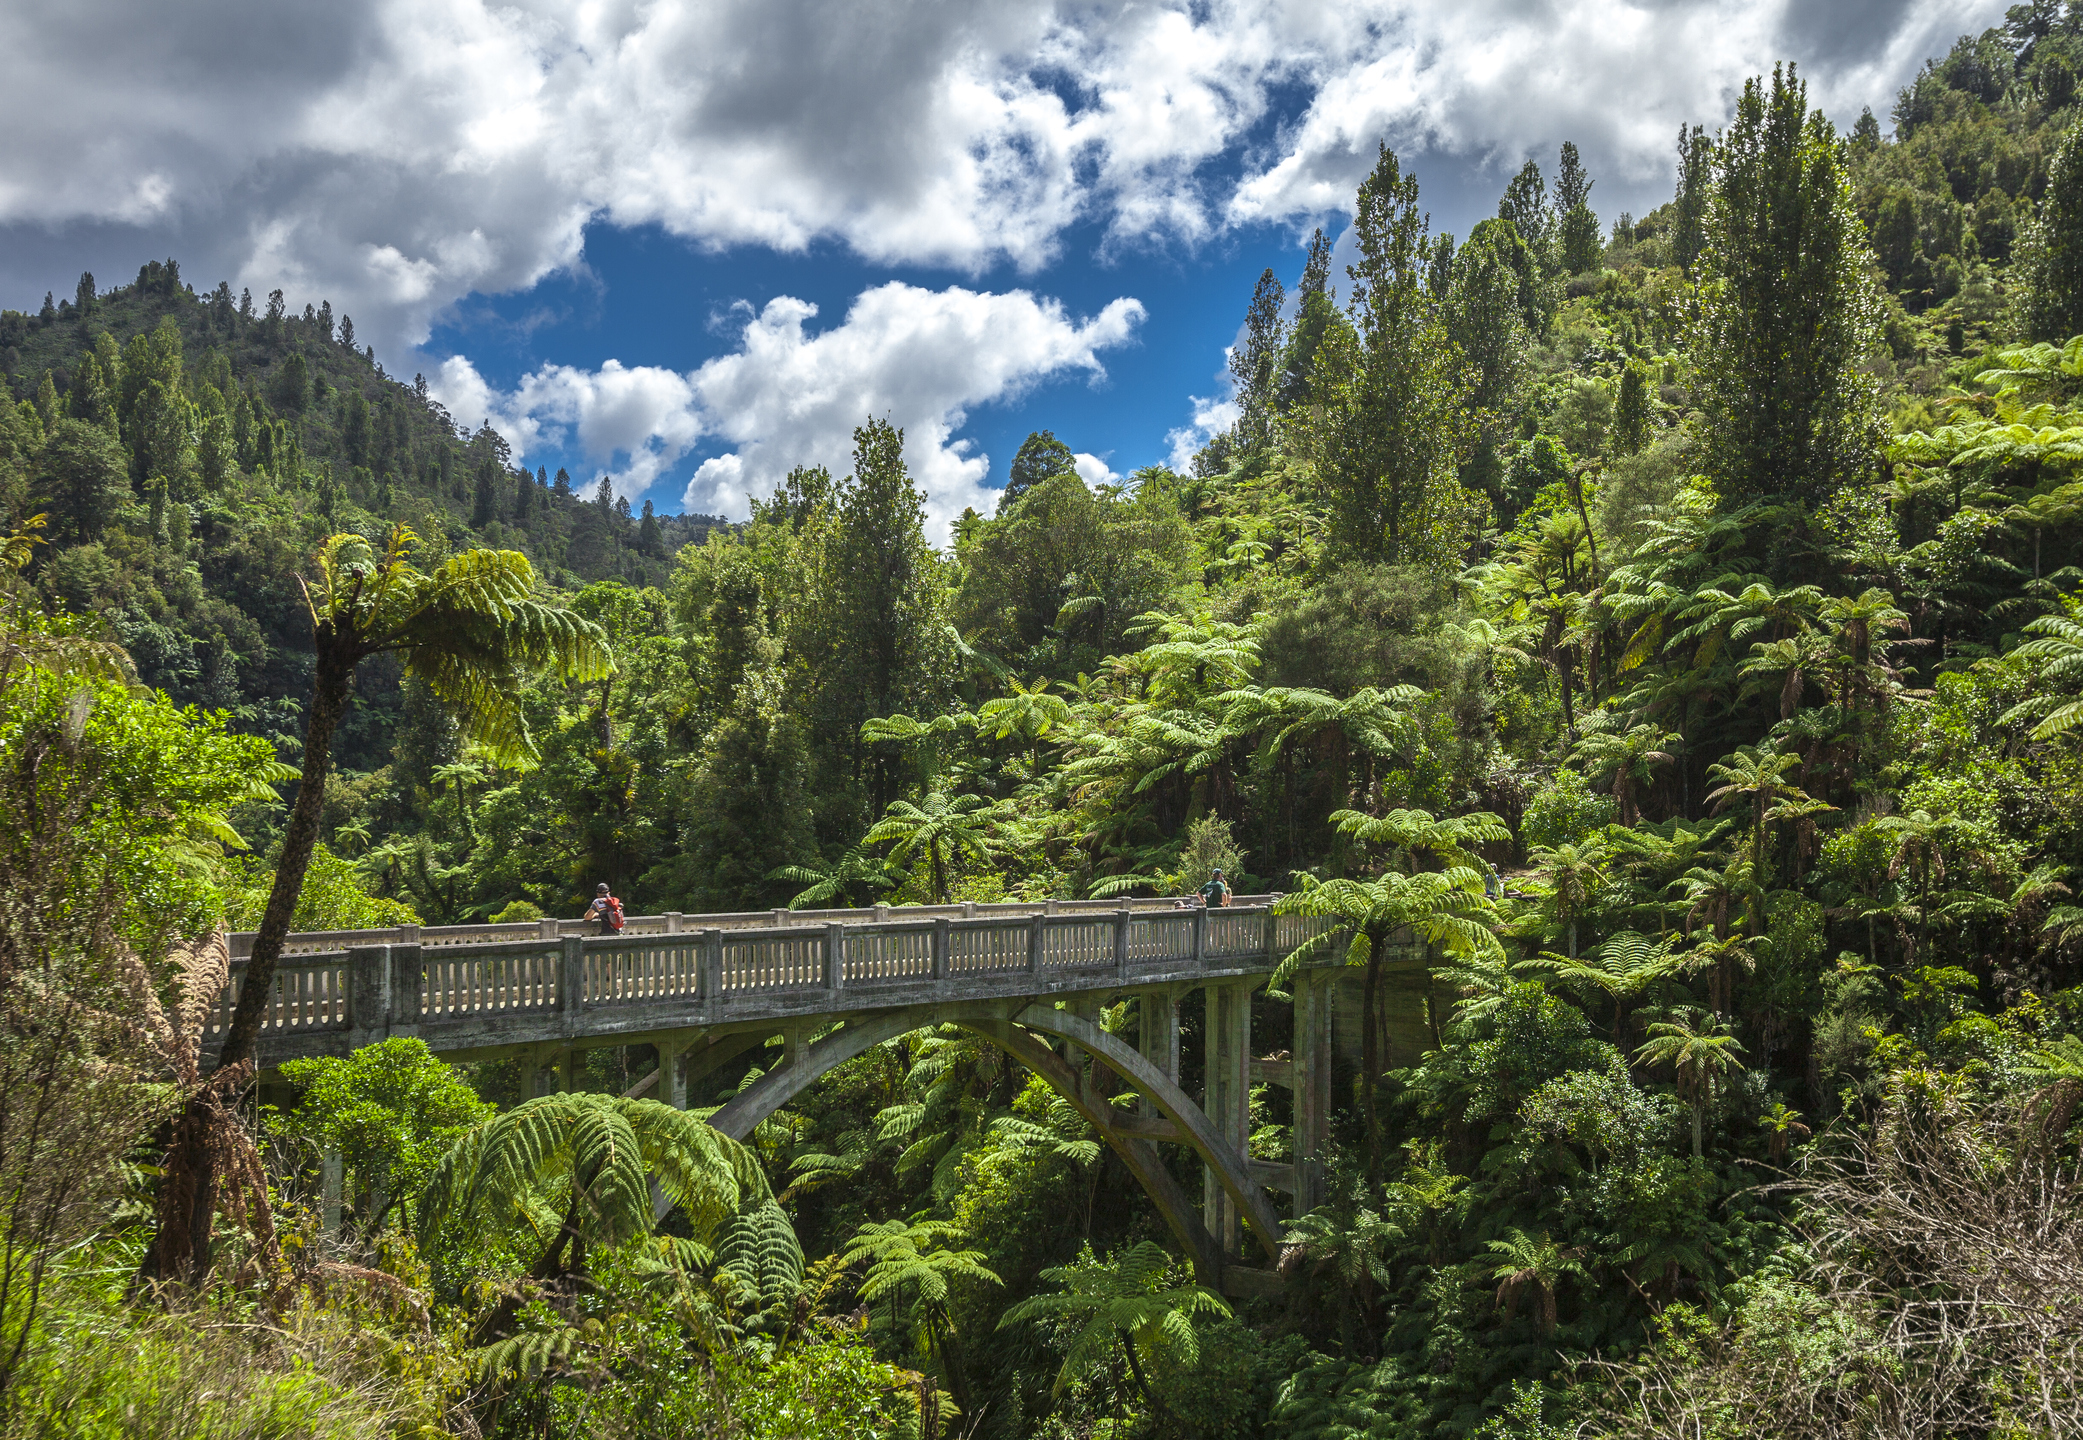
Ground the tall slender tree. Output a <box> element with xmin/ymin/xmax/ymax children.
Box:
<box><xmin>1555</xmin><ymin>142</ymin><xmax>1601</xmax><ymax>274</ymax></box>
<box><xmin>138</xmin><ymin>527</ymin><xmax>612</xmax><ymax>1285</ymax></box>
<box><xmin>1672</xmin><ymin>123</ymin><xmax>1712</xmax><ymax>273</ymax></box>
<box><xmin>1302</xmin><ymin>144</ymin><xmax>1479</xmax><ymax>570</ymax></box>
<box><xmin>1499</xmin><ymin>159</ymin><xmax>1553</xmax><ymax>267</ymax></box>
<box><xmin>2016</xmin><ymin>117</ymin><xmax>2083</xmax><ymax>339</ymax></box>
<box><xmin>1692</xmin><ymin>65</ymin><xmax>1882</xmax><ymax>512</ymax></box>
<box><xmin>1230</xmin><ymin>268</ymin><xmax>1287</xmax><ymax>450</ymax></box>
<box><xmin>809</xmin><ymin>421</ymin><xmax>952</xmax><ymax>819</ymax></box>
<box><xmin>1280</xmin><ymin>229</ymin><xmax>1342</xmax><ymax>411</ymax></box>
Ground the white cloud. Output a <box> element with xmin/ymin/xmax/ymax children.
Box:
<box><xmin>431</xmin><ymin>281</ymin><xmax>1145</xmax><ymax>540</ymax></box>
<box><xmin>1226</xmin><ymin>0</ymin><xmax>2004</xmax><ymax>228</ymax></box>
<box><xmin>0</xmin><ymin>0</ymin><xmax>2003</xmax><ymax>363</ymax></box>
<box><xmin>1167</xmin><ymin>394</ymin><xmax>1241</xmax><ymax>473</ymax></box>
<box><xmin>1072</xmin><ymin>452</ymin><xmax>1118</xmax><ymax>487</ymax></box>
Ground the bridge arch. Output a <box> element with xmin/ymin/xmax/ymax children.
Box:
<box><xmin>698</xmin><ymin>998</ymin><xmax>1281</xmax><ymax>1282</ymax></box>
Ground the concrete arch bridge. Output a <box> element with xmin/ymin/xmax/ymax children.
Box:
<box><xmin>220</xmin><ymin>897</ymin><xmax>1437</xmax><ymax>1294</ymax></box>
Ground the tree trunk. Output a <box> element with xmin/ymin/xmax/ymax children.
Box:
<box><xmin>221</xmin><ymin>644</ymin><xmax>356</xmax><ymax>1072</ymax></box>
<box><xmin>137</xmin><ymin>638</ymin><xmax>356</xmax><ymax>1286</ymax></box>
<box><xmin>1360</xmin><ymin>930</ymin><xmax>1383</xmax><ymax>1194</ymax></box>
<box><xmin>1120</xmin><ymin>1328</ymin><xmax>1190</xmax><ymax>1437</ymax></box>
<box><xmin>929</xmin><ymin>1311</ymin><xmax>979</xmax><ymax>1430</ymax></box>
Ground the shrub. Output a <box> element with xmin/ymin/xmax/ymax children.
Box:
<box><xmin>1521</xmin><ymin>768</ymin><xmax>1614</xmax><ymax>851</ymax></box>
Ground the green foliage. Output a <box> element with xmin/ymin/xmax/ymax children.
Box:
<box><xmin>277</xmin><ymin>1037</ymin><xmax>492</xmax><ymax>1231</ymax></box>
<box><xmin>419</xmin><ymin>1091</ymin><xmax>773</xmax><ymax>1283</ymax></box>
<box><xmin>1000</xmin><ymin>1241</ymin><xmax>1228</xmax><ymax>1400</ymax></box>
<box><xmin>1294</xmin><ymin>144</ymin><xmax>1483</xmax><ymax>571</ymax></box>
<box><xmin>715</xmin><ymin>1196</ymin><xmax>807</xmax><ymax>1327</ymax></box>
<box><xmin>865</xmin><ymin>790</ymin><xmax>1009</xmax><ymax>904</ymax></box>
<box><xmin>0</xmin><ymin>668</ymin><xmax>286</xmax><ymax>947</ymax></box>
<box><xmin>226</xmin><ymin>842</ymin><xmax>418</xmax><ymax>931</ymax></box>
<box><xmin>2018</xmin><ymin>117</ymin><xmax>2083</xmax><ymax>340</ymax></box>
<box><xmin>18</xmin><ymin>33</ymin><xmax>2083</xmax><ymax>1439</ymax></box>
<box><xmin>0</xmin><ymin>1243</ymin><xmax>470</xmax><ymax>1439</ymax></box>
<box><xmin>1692</xmin><ymin>65</ymin><xmax>1882</xmax><ymax>510</ymax></box>
<box><xmin>1000</xmin><ymin>429</ymin><xmax>1081</xmax><ymax>514</ymax></box>
<box><xmin>1521</xmin><ymin>768</ymin><xmax>1615</xmax><ymax>851</ymax></box>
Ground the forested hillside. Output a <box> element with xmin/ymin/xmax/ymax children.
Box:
<box><xmin>0</xmin><ymin>264</ymin><xmax>722</xmax><ymax>771</ymax></box>
<box><xmin>4</xmin><ymin>18</ymin><xmax>2083</xmax><ymax>1440</ymax></box>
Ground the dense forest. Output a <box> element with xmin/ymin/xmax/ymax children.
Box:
<box><xmin>5</xmin><ymin>14</ymin><xmax>2083</xmax><ymax>1440</ymax></box>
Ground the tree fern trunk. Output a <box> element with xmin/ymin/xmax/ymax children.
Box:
<box><xmin>139</xmin><ymin>638</ymin><xmax>355</xmax><ymax>1287</ymax></box>
<box><xmin>220</xmin><ymin>642</ymin><xmax>356</xmax><ymax>1072</ymax></box>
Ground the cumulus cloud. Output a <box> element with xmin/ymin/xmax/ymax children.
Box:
<box><xmin>430</xmin><ymin>281</ymin><xmax>1144</xmax><ymax>540</ymax></box>
<box><xmin>0</xmin><ymin>0</ymin><xmax>2002</xmax><ymax>362</ymax></box>
<box><xmin>1167</xmin><ymin>394</ymin><xmax>1241</xmax><ymax>473</ymax></box>
<box><xmin>1227</xmin><ymin>0</ymin><xmax>2002</xmax><ymax>227</ymax></box>
<box><xmin>1072</xmin><ymin>453</ymin><xmax>1118</xmax><ymax>486</ymax></box>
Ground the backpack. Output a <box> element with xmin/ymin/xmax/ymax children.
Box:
<box><xmin>604</xmin><ymin>896</ymin><xmax>625</xmax><ymax>931</ymax></box>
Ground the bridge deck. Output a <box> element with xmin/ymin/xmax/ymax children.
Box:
<box><xmin>217</xmin><ymin>897</ymin><xmax>1358</xmax><ymax>1067</ymax></box>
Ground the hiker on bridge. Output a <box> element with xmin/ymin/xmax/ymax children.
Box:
<box><xmin>583</xmin><ymin>882</ymin><xmax>626</xmax><ymax>934</ymax></box>
<box><xmin>1197</xmin><ymin>868</ymin><xmax>1231</xmax><ymax>908</ymax></box>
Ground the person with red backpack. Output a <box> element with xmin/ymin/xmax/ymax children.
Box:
<box><xmin>583</xmin><ymin>882</ymin><xmax>626</xmax><ymax>935</ymax></box>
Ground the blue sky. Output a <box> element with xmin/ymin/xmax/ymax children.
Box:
<box><xmin>0</xmin><ymin>0</ymin><xmax>2007</xmax><ymax>537</ymax></box>
<box><xmin>423</xmin><ymin>216</ymin><xmax>1305</xmax><ymax>511</ymax></box>
<box><xmin>420</xmin><ymin>152</ymin><xmax>1564</xmax><ymax>521</ymax></box>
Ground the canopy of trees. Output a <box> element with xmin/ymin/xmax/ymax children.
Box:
<box><xmin>5</xmin><ymin>22</ymin><xmax>2083</xmax><ymax>1440</ymax></box>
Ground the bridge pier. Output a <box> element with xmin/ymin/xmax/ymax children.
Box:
<box><xmin>1138</xmin><ymin>988</ymin><xmax>1180</xmax><ymax>1118</ymax></box>
<box><xmin>657</xmin><ymin>1035</ymin><xmax>688</xmax><ymax>1108</ymax></box>
<box><xmin>1202</xmin><ymin>979</ymin><xmax>1254</xmax><ymax>1257</ymax></box>
<box><xmin>1291</xmin><ymin>967</ymin><xmax>1332</xmax><ymax>1217</ymax></box>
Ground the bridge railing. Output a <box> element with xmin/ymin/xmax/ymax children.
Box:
<box><xmin>225</xmin><ymin>894</ymin><xmax>1285</xmax><ymax>962</ymax></box>
<box><xmin>210</xmin><ymin>899</ymin><xmax>1337</xmax><ymax>1055</ymax></box>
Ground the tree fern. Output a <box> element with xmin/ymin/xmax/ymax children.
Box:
<box><xmin>471</xmin><ymin>1327</ymin><xmax>580</xmax><ymax>1383</ymax></box>
<box><xmin>999</xmin><ymin>1241</ymin><xmax>1229</xmax><ymax>1400</ymax></box>
<box><xmin>715</xmin><ymin>1196</ymin><xmax>806</xmax><ymax>1327</ymax></box>
<box><xmin>420</xmin><ymin>1092</ymin><xmax>767</xmax><ymax>1278</ymax></box>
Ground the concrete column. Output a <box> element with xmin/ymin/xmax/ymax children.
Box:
<box><xmin>666</xmin><ymin>911</ymin><xmax>684</xmax><ymax>935</ymax></box>
<box><xmin>320</xmin><ymin>1150</ymin><xmax>344</xmax><ymax>1236</ymax></box>
<box><xmin>1027</xmin><ymin>914</ymin><xmax>1046</xmax><ymax>975</ymax></box>
<box><xmin>658</xmin><ymin>1036</ymin><xmax>688</xmax><ymax>1109</ymax></box>
<box><xmin>824</xmin><ymin>923</ymin><xmax>847</xmax><ymax>992</ymax></box>
<box><xmin>388</xmin><ymin>943</ymin><xmax>423</xmax><ymax>1030</ymax></box>
<box><xmin>1138</xmin><ymin>989</ymin><xmax>1178</xmax><ymax>1120</ymax></box>
<box><xmin>700</xmin><ymin>928</ymin><xmax>724</xmax><ymax>1014</ymax></box>
<box><xmin>558</xmin><ymin>935</ymin><xmax>586</xmax><ymax>1018</ymax></box>
<box><xmin>931</xmin><ymin>918</ymin><xmax>951</xmax><ymax>980</ymax></box>
<box><xmin>1291</xmin><ymin>967</ymin><xmax>1332</xmax><ymax>1218</ymax></box>
<box><xmin>1201</xmin><ymin>980</ymin><xmax>1252</xmax><ymax>1256</ymax></box>
<box><xmin>345</xmin><ymin>944</ymin><xmax>391</xmax><ymax>1051</ymax></box>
